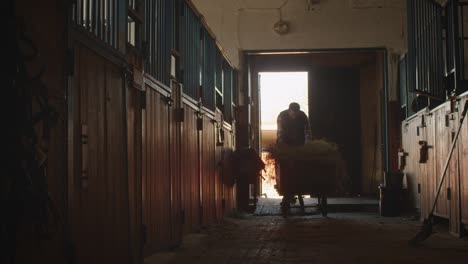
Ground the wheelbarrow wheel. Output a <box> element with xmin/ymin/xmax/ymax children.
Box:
<box><xmin>320</xmin><ymin>196</ymin><xmax>328</xmax><ymax>216</ymax></box>
<box><xmin>298</xmin><ymin>195</ymin><xmax>305</xmax><ymax>215</ymax></box>
<box><xmin>298</xmin><ymin>195</ymin><xmax>305</xmax><ymax>207</ymax></box>
<box><xmin>280</xmin><ymin>197</ymin><xmax>290</xmax><ymax>218</ymax></box>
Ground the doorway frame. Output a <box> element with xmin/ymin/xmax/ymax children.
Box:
<box><xmin>241</xmin><ymin>48</ymin><xmax>390</xmax><ymax>195</ymax></box>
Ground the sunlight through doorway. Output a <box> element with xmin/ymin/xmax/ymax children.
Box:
<box><xmin>259</xmin><ymin>72</ymin><xmax>309</xmax><ymax>198</ymax></box>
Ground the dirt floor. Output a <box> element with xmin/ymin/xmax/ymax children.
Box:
<box><xmin>145</xmin><ymin>211</ymin><xmax>468</xmax><ymax>264</ymax></box>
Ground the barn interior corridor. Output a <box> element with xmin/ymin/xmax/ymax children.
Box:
<box><xmin>7</xmin><ymin>0</ymin><xmax>468</xmax><ymax>264</ymax></box>
<box><xmin>146</xmin><ymin>213</ymin><xmax>468</xmax><ymax>264</ymax></box>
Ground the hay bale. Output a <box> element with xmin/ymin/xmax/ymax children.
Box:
<box><xmin>267</xmin><ymin>139</ymin><xmax>340</xmax><ymax>162</ymax></box>
<box><xmin>265</xmin><ymin>139</ymin><xmax>352</xmax><ymax>195</ymax></box>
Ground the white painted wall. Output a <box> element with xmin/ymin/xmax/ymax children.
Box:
<box><xmin>192</xmin><ymin>0</ymin><xmax>407</xmax><ymax>70</ymax></box>
<box><xmin>238</xmin><ymin>0</ymin><xmax>406</xmax><ymax>53</ymax></box>
<box><xmin>192</xmin><ymin>0</ymin><xmax>407</xmax><ymax>100</ymax></box>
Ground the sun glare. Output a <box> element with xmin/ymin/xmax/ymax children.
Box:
<box><xmin>259</xmin><ymin>72</ymin><xmax>309</xmax><ymax>131</ymax></box>
<box><xmin>259</xmin><ymin>72</ymin><xmax>309</xmax><ymax>198</ymax></box>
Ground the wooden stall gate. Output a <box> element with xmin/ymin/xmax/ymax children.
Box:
<box><xmin>222</xmin><ymin>123</ymin><xmax>236</xmax><ymax>215</ymax></box>
<box><xmin>69</xmin><ymin>43</ymin><xmax>130</xmax><ymax>264</ymax></box>
<box><xmin>401</xmin><ymin>111</ymin><xmax>424</xmax><ymax>211</ymax></box>
<box><xmin>460</xmin><ymin>94</ymin><xmax>468</xmax><ymax>227</ymax></box>
<box><xmin>179</xmin><ymin>97</ymin><xmax>237</xmax><ymax>233</ymax></box>
<box><xmin>141</xmin><ymin>78</ymin><xmax>183</xmax><ymax>254</ymax></box>
<box><xmin>402</xmin><ymin>93</ymin><xmax>468</xmax><ymax>235</ymax></box>
<box><xmin>432</xmin><ymin>104</ymin><xmax>458</xmax><ymax>232</ymax></box>
<box><xmin>181</xmin><ymin>97</ymin><xmax>202</xmax><ymax>234</ymax></box>
<box><xmin>126</xmin><ymin>77</ymin><xmax>143</xmax><ymax>264</ymax></box>
<box><xmin>201</xmin><ymin>111</ymin><xmax>217</xmax><ymax>225</ymax></box>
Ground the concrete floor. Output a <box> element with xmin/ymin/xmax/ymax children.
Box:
<box><xmin>254</xmin><ymin>197</ymin><xmax>378</xmax><ymax>216</ymax></box>
<box><xmin>146</xmin><ymin>212</ymin><xmax>468</xmax><ymax>264</ymax></box>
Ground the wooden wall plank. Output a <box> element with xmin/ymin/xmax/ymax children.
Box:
<box><xmin>402</xmin><ymin>114</ymin><xmax>422</xmax><ymax>210</ymax></box>
<box><xmin>403</xmin><ymin>98</ymin><xmax>465</xmax><ymax>235</ymax></box>
<box><xmin>460</xmin><ymin>95</ymin><xmax>468</xmax><ymax>225</ymax></box>
<box><xmin>170</xmin><ymin>82</ymin><xmax>182</xmax><ymax>246</ymax></box>
<box><xmin>215</xmin><ymin>128</ymin><xmax>223</xmax><ymax>220</ymax></box>
<box><xmin>420</xmin><ymin>113</ymin><xmax>435</xmax><ymax>220</ymax></box>
<box><xmin>181</xmin><ymin>104</ymin><xmax>201</xmax><ymax>233</ymax></box>
<box><xmin>201</xmin><ymin>116</ymin><xmax>216</xmax><ymax>225</ymax></box>
<box><xmin>127</xmin><ymin>85</ymin><xmax>142</xmax><ymax>263</ymax></box>
<box><xmin>72</xmin><ymin>44</ymin><xmax>130</xmax><ymax>264</ymax></box>
<box><xmin>222</xmin><ymin>127</ymin><xmax>236</xmax><ymax>215</ymax></box>
<box><xmin>449</xmin><ymin>108</ymin><xmax>461</xmax><ymax>235</ymax></box>
<box><xmin>433</xmin><ymin>105</ymin><xmax>451</xmax><ymax>218</ymax></box>
<box><xmin>142</xmin><ymin>85</ymin><xmax>172</xmax><ymax>255</ymax></box>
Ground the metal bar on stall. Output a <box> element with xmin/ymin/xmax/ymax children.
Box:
<box><xmin>460</xmin><ymin>4</ymin><xmax>465</xmax><ymax>80</ymax></box>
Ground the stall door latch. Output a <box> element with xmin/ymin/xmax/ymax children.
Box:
<box><xmin>419</xmin><ymin>141</ymin><xmax>429</xmax><ymax>163</ymax></box>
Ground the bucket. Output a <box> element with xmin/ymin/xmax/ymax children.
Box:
<box><xmin>379</xmin><ymin>172</ymin><xmax>403</xmax><ymax>217</ymax></box>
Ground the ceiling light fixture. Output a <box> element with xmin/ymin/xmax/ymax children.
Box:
<box><xmin>273</xmin><ymin>0</ymin><xmax>290</xmax><ymax>35</ymax></box>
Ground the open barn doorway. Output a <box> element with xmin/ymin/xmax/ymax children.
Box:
<box><xmin>246</xmin><ymin>50</ymin><xmax>387</xmax><ymax>215</ymax></box>
<box><xmin>259</xmin><ymin>72</ymin><xmax>309</xmax><ymax>198</ymax></box>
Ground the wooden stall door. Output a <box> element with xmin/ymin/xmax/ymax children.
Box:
<box><xmin>170</xmin><ymin>81</ymin><xmax>183</xmax><ymax>246</ymax></box>
<box><xmin>222</xmin><ymin>127</ymin><xmax>236</xmax><ymax>215</ymax></box>
<box><xmin>127</xmin><ymin>85</ymin><xmax>143</xmax><ymax>263</ymax></box>
<box><xmin>142</xmin><ymin>85</ymin><xmax>172</xmax><ymax>254</ymax></box>
<box><xmin>420</xmin><ymin>114</ymin><xmax>435</xmax><ymax>219</ymax></box>
<box><xmin>215</xmin><ymin>130</ymin><xmax>223</xmax><ymax>220</ymax></box>
<box><xmin>402</xmin><ymin>115</ymin><xmax>422</xmax><ymax>211</ymax></box>
<box><xmin>181</xmin><ymin>102</ymin><xmax>200</xmax><ymax>234</ymax></box>
<box><xmin>433</xmin><ymin>106</ymin><xmax>453</xmax><ymax>219</ymax></box>
<box><xmin>449</xmin><ymin>109</ymin><xmax>461</xmax><ymax>236</ymax></box>
<box><xmin>214</xmin><ymin>115</ymin><xmax>224</xmax><ymax>220</ymax></box>
<box><xmin>71</xmin><ymin>44</ymin><xmax>130</xmax><ymax>264</ymax></box>
<box><xmin>201</xmin><ymin>115</ymin><xmax>216</xmax><ymax>225</ymax></box>
<box><xmin>460</xmin><ymin>96</ymin><xmax>468</xmax><ymax>227</ymax></box>
<box><xmin>432</xmin><ymin>103</ymin><xmax>462</xmax><ymax>235</ymax></box>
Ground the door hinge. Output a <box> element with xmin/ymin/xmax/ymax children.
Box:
<box><xmin>174</xmin><ymin>108</ymin><xmax>184</xmax><ymax>122</ymax></box>
<box><xmin>141</xmin><ymin>90</ymin><xmax>147</xmax><ymax>110</ymax></box>
<box><xmin>197</xmin><ymin>117</ymin><xmax>203</xmax><ymax>131</ymax></box>
<box><xmin>417</xmin><ymin>183</ymin><xmax>421</xmax><ymax>194</ymax></box>
<box><xmin>66</xmin><ymin>48</ymin><xmax>75</xmax><ymax>76</ymax></box>
<box><xmin>418</xmin><ymin>141</ymin><xmax>428</xmax><ymax>163</ymax></box>
<box><xmin>180</xmin><ymin>209</ymin><xmax>185</xmax><ymax>224</ymax></box>
<box><xmin>142</xmin><ymin>224</ymin><xmax>148</xmax><ymax>245</ymax></box>
<box><xmin>161</xmin><ymin>95</ymin><xmax>173</xmax><ymax>106</ymax></box>
<box><xmin>447</xmin><ymin>187</ymin><xmax>451</xmax><ymax>200</ymax></box>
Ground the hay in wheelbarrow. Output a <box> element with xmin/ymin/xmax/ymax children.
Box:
<box><xmin>265</xmin><ymin>139</ymin><xmax>351</xmax><ymax>196</ymax></box>
<box><xmin>266</xmin><ymin>139</ymin><xmax>340</xmax><ymax>162</ymax></box>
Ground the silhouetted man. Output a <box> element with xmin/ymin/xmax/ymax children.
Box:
<box><xmin>277</xmin><ymin>102</ymin><xmax>312</xmax><ymax>146</ymax></box>
<box><xmin>276</xmin><ymin>102</ymin><xmax>312</xmax><ymax>209</ymax></box>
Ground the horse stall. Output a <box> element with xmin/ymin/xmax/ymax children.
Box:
<box><xmin>11</xmin><ymin>1</ymin><xmax>239</xmax><ymax>263</ymax></box>
<box><xmin>181</xmin><ymin>97</ymin><xmax>202</xmax><ymax>234</ymax></box>
<box><xmin>70</xmin><ymin>42</ymin><xmax>131</xmax><ymax>264</ymax></box>
<box><xmin>402</xmin><ymin>92</ymin><xmax>468</xmax><ymax>236</ymax></box>
<box><xmin>460</xmin><ymin>94</ymin><xmax>468</xmax><ymax>228</ymax></box>
<box><xmin>200</xmin><ymin>112</ymin><xmax>217</xmax><ymax>225</ymax></box>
